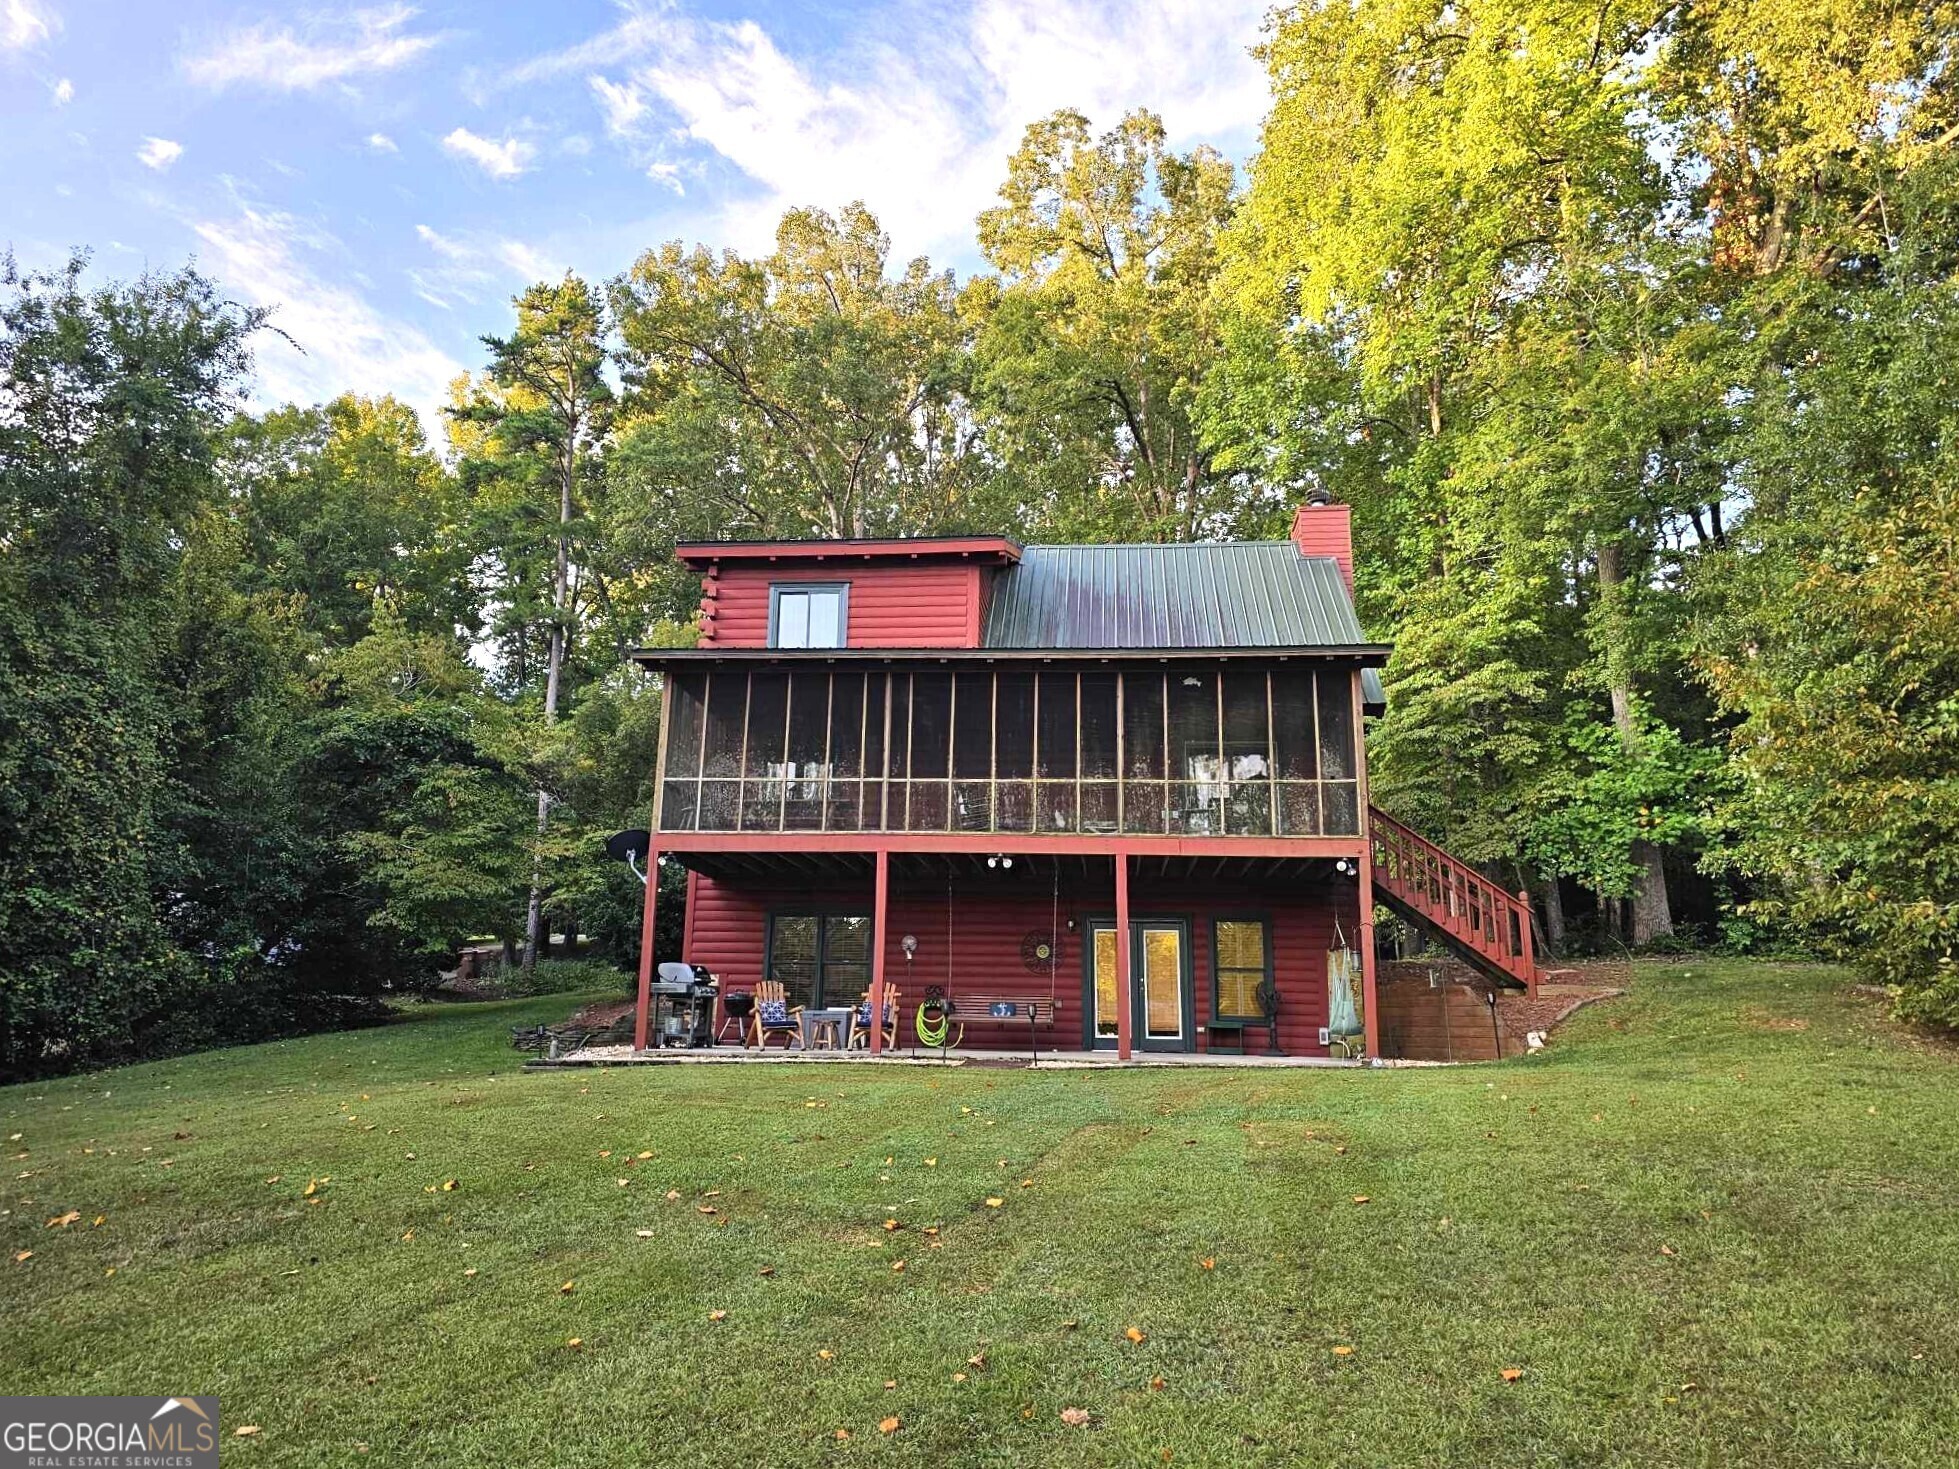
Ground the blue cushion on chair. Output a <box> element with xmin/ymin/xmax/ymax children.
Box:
<box><xmin>758</xmin><ymin>998</ymin><xmax>791</xmax><ymax>1027</ymax></box>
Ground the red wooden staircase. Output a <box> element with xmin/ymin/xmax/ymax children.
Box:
<box><xmin>1369</xmin><ymin>807</ymin><xmax>1540</xmax><ymax>995</ymax></box>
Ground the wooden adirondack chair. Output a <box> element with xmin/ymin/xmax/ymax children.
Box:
<box><xmin>750</xmin><ymin>980</ymin><xmax>804</xmax><ymax>1049</ymax></box>
<box><xmin>846</xmin><ymin>987</ymin><xmax>900</xmax><ymax>1050</ymax></box>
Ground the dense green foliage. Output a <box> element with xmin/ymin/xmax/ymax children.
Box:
<box><xmin>5</xmin><ymin>4</ymin><xmax>1958</xmax><ymax>1072</ymax></box>
<box><xmin>6</xmin><ymin>963</ymin><xmax>1958</xmax><ymax>1465</ymax></box>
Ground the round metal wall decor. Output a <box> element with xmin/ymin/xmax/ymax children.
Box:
<box><xmin>1020</xmin><ymin>931</ymin><xmax>1059</xmax><ymax>972</ymax></box>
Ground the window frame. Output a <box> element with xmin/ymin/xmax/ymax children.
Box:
<box><xmin>1209</xmin><ymin>914</ymin><xmax>1274</xmax><ymax>1022</ymax></box>
<box><xmin>763</xmin><ymin>907</ymin><xmax>874</xmax><ymax>1010</ymax></box>
<box><xmin>768</xmin><ymin>582</ymin><xmax>850</xmax><ymax>649</ymax></box>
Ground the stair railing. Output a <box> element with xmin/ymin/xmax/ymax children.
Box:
<box><xmin>1368</xmin><ymin>807</ymin><xmax>1538</xmax><ymax>993</ymax></box>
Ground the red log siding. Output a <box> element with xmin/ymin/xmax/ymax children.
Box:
<box><xmin>699</xmin><ymin>563</ymin><xmax>983</xmax><ymax>649</ymax></box>
<box><xmin>685</xmin><ymin>867</ymin><xmax>1353</xmax><ymax>1055</ymax></box>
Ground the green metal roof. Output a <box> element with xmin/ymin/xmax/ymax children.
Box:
<box><xmin>980</xmin><ymin>542</ymin><xmax>1385</xmax><ymax>705</ymax></box>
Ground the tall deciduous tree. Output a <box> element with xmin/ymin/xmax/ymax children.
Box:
<box><xmin>608</xmin><ymin>203</ymin><xmax>982</xmax><ymax>572</ymax></box>
<box><xmin>454</xmin><ymin>277</ymin><xmax>614</xmax><ymax>972</ymax></box>
<box><xmin>971</xmin><ymin>109</ymin><xmax>1243</xmax><ymax>541</ymax></box>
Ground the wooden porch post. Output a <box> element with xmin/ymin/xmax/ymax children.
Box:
<box><xmin>868</xmin><ymin>849</ymin><xmax>891</xmax><ymax>1055</ymax></box>
<box><xmin>632</xmin><ymin>844</ymin><xmax>661</xmax><ymax>1052</ymax></box>
<box><xmin>1114</xmin><ymin>852</ymin><xmax>1133</xmax><ymax>1061</ymax></box>
<box><xmin>1352</xmin><ymin>670</ymin><xmax>1380</xmax><ymax>1060</ymax></box>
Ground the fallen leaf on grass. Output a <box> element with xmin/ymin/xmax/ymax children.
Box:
<box><xmin>697</xmin><ymin>1206</ymin><xmax>717</xmax><ymax>1215</ymax></box>
<box><xmin>1500</xmin><ymin>1368</ymin><xmax>1524</xmax><ymax>1382</ymax></box>
<box><xmin>1125</xmin><ymin>1327</ymin><xmax>1147</xmax><ymax>1344</ymax></box>
<box><xmin>952</xmin><ymin>1372</ymin><xmax>967</xmax><ymax>1383</ymax></box>
<box><xmin>665</xmin><ymin>1190</ymin><xmax>681</xmax><ymax>1201</ymax></box>
<box><xmin>559</xmin><ymin>1281</ymin><xmax>576</xmax><ymax>1295</ymax></box>
<box><xmin>636</xmin><ymin>1229</ymin><xmax>655</xmax><ymax>1239</ymax></box>
<box><xmin>883</xmin><ymin>1218</ymin><xmax>901</xmax><ymax>1231</ymax></box>
<box><xmin>984</xmin><ymin>1197</ymin><xmax>1004</xmax><ymax>1208</ymax></box>
<box><xmin>878</xmin><ymin>1417</ymin><xmax>900</xmax><ymax>1434</ymax></box>
<box><xmin>834</xmin><ymin>1429</ymin><xmax>850</xmax><ymax>1441</ymax></box>
<box><xmin>442</xmin><ymin>1179</ymin><xmax>458</xmax><ymax>1192</ymax></box>
<box><xmin>47</xmin><ymin>1210</ymin><xmax>81</xmax><ymax>1228</ymax></box>
<box><xmin>817</xmin><ymin>1349</ymin><xmax>834</xmax><ymax>1361</ymax></box>
<box><xmin>967</xmin><ymin>1352</ymin><xmax>987</xmax><ymax>1369</ymax></box>
<box><xmin>708</xmin><ymin>1310</ymin><xmax>728</xmax><ymax>1321</ymax></box>
<box><xmin>758</xmin><ymin>1265</ymin><xmax>776</xmax><ymax>1277</ymax></box>
<box><xmin>463</xmin><ymin>1269</ymin><xmax>477</xmax><ymax>1278</ymax></box>
<box><xmin>566</xmin><ymin>1338</ymin><xmax>583</xmax><ymax>1350</ymax></box>
<box><xmin>1332</xmin><ymin>1346</ymin><xmax>1354</xmax><ymax>1357</ymax></box>
<box><xmin>234</xmin><ymin>1426</ymin><xmax>260</xmax><ymax>1437</ymax></box>
<box><xmin>882</xmin><ymin>1379</ymin><xmax>897</xmax><ymax>1391</ymax></box>
<box><xmin>891</xmin><ymin>1260</ymin><xmax>906</xmax><ymax>1273</ymax></box>
<box><xmin>1059</xmin><ymin>1407</ymin><xmax>1091</xmax><ymax>1427</ymax></box>
<box><xmin>1660</xmin><ymin>1245</ymin><xmax>1676</xmax><ymax>1257</ymax></box>
<box><xmin>1351</xmin><ymin>1196</ymin><xmax>1371</xmax><ymax>1206</ymax></box>
<box><xmin>12</xmin><ymin>1251</ymin><xmax>30</xmax><ymax>1264</ymax></box>
<box><xmin>1199</xmin><ymin>1257</ymin><xmax>1216</xmax><ymax>1271</ymax></box>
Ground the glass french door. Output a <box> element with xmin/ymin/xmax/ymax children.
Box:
<box><xmin>1088</xmin><ymin>920</ymin><xmax>1192</xmax><ymax>1051</ymax></box>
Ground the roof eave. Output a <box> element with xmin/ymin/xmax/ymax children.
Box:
<box><xmin>630</xmin><ymin>643</ymin><xmax>1394</xmax><ymax>668</ymax></box>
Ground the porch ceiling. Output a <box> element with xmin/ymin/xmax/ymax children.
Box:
<box><xmin>670</xmin><ymin>849</ymin><xmax>1344</xmax><ymax>889</ymax></box>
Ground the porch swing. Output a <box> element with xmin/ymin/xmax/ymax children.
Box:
<box><xmin>913</xmin><ymin>858</ymin><xmax>1062</xmax><ymax>1060</ymax></box>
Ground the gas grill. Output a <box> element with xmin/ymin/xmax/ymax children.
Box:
<box><xmin>648</xmin><ymin>962</ymin><xmax>719</xmax><ymax>1048</ymax></box>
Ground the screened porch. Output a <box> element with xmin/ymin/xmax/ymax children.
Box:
<box><xmin>654</xmin><ymin>660</ymin><xmax>1368</xmax><ymax>840</ymax></box>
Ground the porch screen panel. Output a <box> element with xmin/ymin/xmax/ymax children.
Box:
<box><xmin>783</xmin><ymin>671</ymin><xmax>828</xmax><ymax>830</ymax></box>
<box><xmin>659</xmin><ymin>668</ymin><xmax>706</xmax><ymax>831</ymax></box>
<box><xmin>741</xmin><ymin>670</ymin><xmax>789</xmax><ymax>831</ymax></box>
<box><xmin>824</xmin><ymin>672</ymin><xmax>863</xmax><ymax>829</ymax></box>
<box><xmin>906</xmin><ymin>671</ymin><xmax>951</xmax><ymax>830</ymax></box>
<box><xmin>861</xmin><ymin>674</ymin><xmax>888</xmax><ymax>830</ymax></box>
<box><xmin>1169</xmin><ymin>672</ymin><xmax>1221</xmax><ymax>835</ymax></box>
<box><xmin>1316</xmin><ymin>671</ymin><xmax>1360</xmax><ymax>834</ymax></box>
<box><xmin>994</xmin><ymin>671</ymin><xmax>1034</xmax><ymax>833</ymax></box>
<box><xmin>698</xmin><ymin>669</ymin><xmax>747</xmax><ymax>829</ymax></box>
<box><xmin>1221</xmin><ymin>671</ymin><xmax>1273</xmax><ymax>836</ymax></box>
<box><xmin>1272</xmin><ymin>670</ymin><xmax>1320</xmax><ymax>836</ymax></box>
<box><xmin>1080</xmin><ymin>672</ymin><xmax>1119</xmax><ymax>833</ymax></box>
<box><xmin>1036</xmin><ymin>672</ymin><xmax>1076</xmax><ymax>831</ymax></box>
<box><xmin>953</xmin><ymin>671</ymin><xmax>993</xmax><ymax>831</ymax></box>
<box><xmin>1121</xmin><ymin>672</ymin><xmax>1166</xmax><ymax>834</ymax></box>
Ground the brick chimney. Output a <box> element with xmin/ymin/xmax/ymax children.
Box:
<box><xmin>1290</xmin><ymin>489</ymin><xmax>1353</xmax><ymax>593</ymax></box>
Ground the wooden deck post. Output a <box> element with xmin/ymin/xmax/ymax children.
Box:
<box><xmin>1352</xmin><ymin>670</ymin><xmax>1380</xmax><ymax>1061</ymax></box>
<box><xmin>1114</xmin><ymin>852</ymin><xmax>1133</xmax><ymax>1061</ymax></box>
<box><xmin>632</xmin><ymin>844</ymin><xmax>661</xmax><ymax>1052</ymax></box>
<box><xmin>868</xmin><ymin>849</ymin><xmax>890</xmax><ymax>1055</ymax></box>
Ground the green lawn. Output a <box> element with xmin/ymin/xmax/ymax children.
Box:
<box><xmin>4</xmin><ymin>962</ymin><xmax>1956</xmax><ymax>1467</ymax></box>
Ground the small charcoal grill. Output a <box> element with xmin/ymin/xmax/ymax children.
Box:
<box><xmin>649</xmin><ymin>962</ymin><xmax>719</xmax><ymax>1048</ymax></box>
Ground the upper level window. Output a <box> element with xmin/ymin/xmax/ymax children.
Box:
<box><xmin>771</xmin><ymin>584</ymin><xmax>847</xmax><ymax>648</ymax></box>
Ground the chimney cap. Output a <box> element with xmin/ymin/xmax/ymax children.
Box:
<box><xmin>1304</xmin><ymin>486</ymin><xmax>1333</xmax><ymax>507</ymax></box>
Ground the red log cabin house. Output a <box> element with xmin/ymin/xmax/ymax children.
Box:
<box><xmin>627</xmin><ymin>497</ymin><xmax>1539</xmax><ymax>1062</ymax></box>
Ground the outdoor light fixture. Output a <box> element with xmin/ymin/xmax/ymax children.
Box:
<box><xmin>901</xmin><ymin>934</ymin><xmax>918</xmax><ymax>957</ymax></box>
<box><xmin>1335</xmin><ymin>858</ymin><xmax>1353</xmax><ymax>875</ymax></box>
<box><xmin>985</xmin><ymin>854</ymin><xmax>1015</xmax><ymax>869</ymax></box>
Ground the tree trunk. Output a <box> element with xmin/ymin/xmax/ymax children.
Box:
<box><xmin>1596</xmin><ymin>540</ymin><xmax>1674</xmax><ymax>945</ymax></box>
<box><xmin>1537</xmin><ymin>874</ymin><xmax>1566</xmax><ymax>961</ymax></box>
<box><xmin>522</xmin><ymin>434</ymin><xmax>576</xmax><ymax>974</ymax></box>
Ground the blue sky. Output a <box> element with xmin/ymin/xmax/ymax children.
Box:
<box><xmin>2</xmin><ymin>0</ymin><xmax>1276</xmax><ymax>439</ymax></box>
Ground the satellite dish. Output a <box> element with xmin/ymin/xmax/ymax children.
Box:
<box><xmin>605</xmin><ymin>829</ymin><xmax>651</xmax><ymax>864</ymax></box>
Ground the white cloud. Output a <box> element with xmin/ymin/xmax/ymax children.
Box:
<box><xmin>516</xmin><ymin>0</ymin><xmax>1271</xmax><ymax>260</ymax></box>
<box><xmin>182</xmin><ymin>4</ymin><xmax>442</xmax><ymax>92</ymax></box>
<box><xmin>408</xmin><ymin>223</ymin><xmax>561</xmax><ymax>309</ymax></box>
<box><xmin>136</xmin><ymin>137</ymin><xmax>184</xmax><ymax>171</ymax></box>
<box><xmin>441</xmin><ymin>126</ymin><xmax>533</xmax><ymax>179</ymax></box>
<box><xmin>191</xmin><ymin>202</ymin><xmax>465</xmax><ymax>441</ymax></box>
<box><xmin>366</xmin><ymin>131</ymin><xmax>397</xmax><ymax>152</ymax></box>
<box><xmin>415</xmin><ymin>222</ymin><xmax>469</xmax><ymax>259</ymax></box>
<box><xmin>588</xmin><ymin>74</ymin><xmax>646</xmax><ymax>136</ymax></box>
<box><xmin>646</xmin><ymin>161</ymin><xmax>684</xmax><ymax>195</ymax></box>
<box><xmin>51</xmin><ymin>77</ymin><xmax>73</xmax><ymax>104</ymax></box>
<box><xmin>2</xmin><ymin>0</ymin><xmax>57</xmax><ymax>50</ymax></box>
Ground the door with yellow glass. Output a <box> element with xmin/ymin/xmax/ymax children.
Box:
<box><xmin>1085</xmin><ymin>918</ymin><xmax>1193</xmax><ymax>1051</ymax></box>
